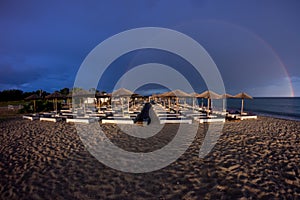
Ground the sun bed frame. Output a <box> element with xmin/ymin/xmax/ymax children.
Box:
<box><xmin>101</xmin><ymin>118</ymin><xmax>134</xmax><ymax>124</ymax></box>
<box><xmin>66</xmin><ymin>118</ymin><xmax>96</xmax><ymax>124</ymax></box>
<box><xmin>23</xmin><ymin>115</ymin><xmax>39</xmax><ymax>121</ymax></box>
<box><xmin>40</xmin><ymin>117</ymin><xmax>62</xmax><ymax>122</ymax></box>
<box><xmin>158</xmin><ymin>117</ymin><xmax>192</xmax><ymax>124</ymax></box>
<box><xmin>195</xmin><ymin>118</ymin><xmax>226</xmax><ymax>123</ymax></box>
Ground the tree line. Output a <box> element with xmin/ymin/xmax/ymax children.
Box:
<box><xmin>0</xmin><ymin>88</ymin><xmax>105</xmax><ymax>102</ymax></box>
<box><xmin>0</xmin><ymin>88</ymin><xmax>69</xmax><ymax>102</ymax></box>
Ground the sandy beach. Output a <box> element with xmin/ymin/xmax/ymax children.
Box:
<box><xmin>1</xmin><ymin>116</ymin><xmax>300</xmax><ymax>199</ymax></box>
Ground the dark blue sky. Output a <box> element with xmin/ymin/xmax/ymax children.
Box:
<box><xmin>0</xmin><ymin>0</ymin><xmax>299</xmax><ymax>96</ymax></box>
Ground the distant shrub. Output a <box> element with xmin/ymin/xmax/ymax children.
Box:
<box><xmin>18</xmin><ymin>100</ymin><xmax>62</xmax><ymax>113</ymax></box>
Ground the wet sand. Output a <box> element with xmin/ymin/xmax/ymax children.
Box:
<box><xmin>0</xmin><ymin>116</ymin><xmax>300</xmax><ymax>199</ymax></box>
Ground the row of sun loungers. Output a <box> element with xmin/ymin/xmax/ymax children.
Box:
<box><xmin>226</xmin><ymin>113</ymin><xmax>258</xmax><ymax>120</ymax></box>
<box><xmin>23</xmin><ymin>102</ymin><xmax>257</xmax><ymax>124</ymax></box>
<box><xmin>152</xmin><ymin>104</ymin><xmax>193</xmax><ymax>124</ymax></box>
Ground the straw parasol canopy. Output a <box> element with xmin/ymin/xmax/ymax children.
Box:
<box><xmin>95</xmin><ymin>92</ymin><xmax>111</xmax><ymax>98</ymax></box>
<box><xmin>156</xmin><ymin>91</ymin><xmax>169</xmax><ymax>98</ymax></box>
<box><xmin>221</xmin><ymin>93</ymin><xmax>234</xmax><ymax>98</ymax></box>
<box><xmin>72</xmin><ymin>90</ymin><xmax>94</xmax><ymax>98</ymax></box>
<box><xmin>112</xmin><ymin>88</ymin><xmax>133</xmax><ymax>97</ymax></box>
<box><xmin>46</xmin><ymin>92</ymin><xmax>64</xmax><ymax>112</ymax></box>
<box><xmin>196</xmin><ymin>90</ymin><xmax>221</xmax><ymax>99</ymax></box>
<box><xmin>189</xmin><ymin>92</ymin><xmax>199</xmax><ymax>98</ymax></box>
<box><xmin>190</xmin><ymin>92</ymin><xmax>199</xmax><ymax>110</ymax></box>
<box><xmin>66</xmin><ymin>92</ymin><xmax>72</xmax><ymax>98</ymax></box>
<box><xmin>46</xmin><ymin>91</ymin><xmax>65</xmax><ymax>99</ymax></box>
<box><xmin>112</xmin><ymin>88</ymin><xmax>134</xmax><ymax>114</ymax></box>
<box><xmin>220</xmin><ymin>93</ymin><xmax>234</xmax><ymax>111</ymax></box>
<box><xmin>25</xmin><ymin>94</ymin><xmax>41</xmax><ymax>101</ymax></box>
<box><xmin>25</xmin><ymin>94</ymin><xmax>42</xmax><ymax>112</ymax></box>
<box><xmin>197</xmin><ymin>90</ymin><xmax>221</xmax><ymax>111</ymax></box>
<box><xmin>160</xmin><ymin>89</ymin><xmax>191</xmax><ymax>98</ymax></box>
<box><xmin>233</xmin><ymin>92</ymin><xmax>253</xmax><ymax>114</ymax></box>
<box><xmin>160</xmin><ymin>90</ymin><xmax>191</xmax><ymax>113</ymax></box>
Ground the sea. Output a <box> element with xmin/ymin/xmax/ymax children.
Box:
<box><xmin>226</xmin><ymin>97</ymin><xmax>300</xmax><ymax>121</ymax></box>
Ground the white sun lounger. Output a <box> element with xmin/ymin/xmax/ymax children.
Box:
<box><xmin>23</xmin><ymin>115</ymin><xmax>39</xmax><ymax>120</ymax></box>
<box><xmin>40</xmin><ymin>117</ymin><xmax>62</xmax><ymax>122</ymax></box>
<box><xmin>195</xmin><ymin>118</ymin><xmax>226</xmax><ymax>123</ymax></box>
<box><xmin>158</xmin><ymin>117</ymin><xmax>192</xmax><ymax>124</ymax></box>
<box><xmin>101</xmin><ymin>118</ymin><xmax>134</xmax><ymax>124</ymax></box>
<box><xmin>236</xmin><ymin>115</ymin><xmax>257</xmax><ymax>120</ymax></box>
<box><xmin>66</xmin><ymin>118</ymin><xmax>96</xmax><ymax>124</ymax></box>
<box><xmin>227</xmin><ymin>114</ymin><xmax>257</xmax><ymax>120</ymax></box>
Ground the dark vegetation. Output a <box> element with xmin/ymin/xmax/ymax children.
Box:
<box><xmin>0</xmin><ymin>88</ymin><xmax>69</xmax><ymax>114</ymax></box>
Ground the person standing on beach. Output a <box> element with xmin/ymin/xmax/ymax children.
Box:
<box><xmin>134</xmin><ymin>102</ymin><xmax>151</xmax><ymax>125</ymax></box>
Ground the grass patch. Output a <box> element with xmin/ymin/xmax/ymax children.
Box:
<box><xmin>0</xmin><ymin>100</ymin><xmax>26</xmax><ymax>107</ymax></box>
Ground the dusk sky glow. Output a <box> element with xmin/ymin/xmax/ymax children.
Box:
<box><xmin>1</xmin><ymin>0</ymin><xmax>300</xmax><ymax>97</ymax></box>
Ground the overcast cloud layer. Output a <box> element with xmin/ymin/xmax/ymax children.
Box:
<box><xmin>0</xmin><ymin>0</ymin><xmax>299</xmax><ymax>97</ymax></box>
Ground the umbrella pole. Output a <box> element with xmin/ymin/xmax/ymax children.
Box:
<box><xmin>176</xmin><ymin>97</ymin><xmax>179</xmax><ymax>113</ymax></box>
<box><xmin>83</xmin><ymin>98</ymin><xmax>86</xmax><ymax>113</ymax></box>
<box><xmin>241</xmin><ymin>98</ymin><xmax>244</xmax><ymax>114</ymax></box>
<box><xmin>192</xmin><ymin>97</ymin><xmax>195</xmax><ymax>111</ymax></box>
<box><xmin>34</xmin><ymin>100</ymin><xmax>36</xmax><ymax>113</ymax></box>
<box><xmin>121</xmin><ymin>97</ymin><xmax>124</xmax><ymax>116</ymax></box>
<box><xmin>55</xmin><ymin>98</ymin><xmax>57</xmax><ymax>112</ymax></box>
<box><xmin>127</xmin><ymin>97</ymin><xmax>129</xmax><ymax>114</ymax></box>
<box><xmin>168</xmin><ymin>97</ymin><xmax>171</xmax><ymax>111</ymax></box>
<box><xmin>207</xmin><ymin>98</ymin><xmax>210</xmax><ymax>111</ymax></box>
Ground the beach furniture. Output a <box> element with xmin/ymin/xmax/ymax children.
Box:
<box><xmin>39</xmin><ymin>117</ymin><xmax>62</xmax><ymax>122</ymax></box>
<box><xmin>101</xmin><ymin>117</ymin><xmax>134</xmax><ymax>124</ymax></box>
<box><xmin>195</xmin><ymin>117</ymin><xmax>225</xmax><ymax>123</ymax></box>
<box><xmin>226</xmin><ymin>113</ymin><xmax>257</xmax><ymax>120</ymax></box>
<box><xmin>66</xmin><ymin>118</ymin><xmax>96</xmax><ymax>124</ymax></box>
<box><xmin>180</xmin><ymin>110</ymin><xmax>207</xmax><ymax>118</ymax></box>
<box><xmin>194</xmin><ymin>114</ymin><xmax>225</xmax><ymax>123</ymax></box>
<box><xmin>158</xmin><ymin>117</ymin><xmax>192</xmax><ymax>124</ymax></box>
<box><xmin>22</xmin><ymin>114</ymin><xmax>39</xmax><ymax>120</ymax></box>
<box><xmin>235</xmin><ymin>114</ymin><xmax>257</xmax><ymax>120</ymax></box>
<box><xmin>152</xmin><ymin>104</ymin><xmax>192</xmax><ymax>124</ymax></box>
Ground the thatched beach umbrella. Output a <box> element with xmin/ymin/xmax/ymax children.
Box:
<box><xmin>46</xmin><ymin>92</ymin><xmax>64</xmax><ymax>112</ymax></box>
<box><xmin>25</xmin><ymin>94</ymin><xmax>42</xmax><ymax>113</ymax></box>
<box><xmin>197</xmin><ymin>90</ymin><xmax>221</xmax><ymax>111</ymax></box>
<box><xmin>157</xmin><ymin>91</ymin><xmax>170</xmax><ymax>109</ymax></box>
<box><xmin>221</xmin><ymin>93</ymin><xmax>234</xmax><ymax>111</ymax></box>
<box><xmin>112</xmin><ymin>88</ymin><xmax>133</xmax><ymax>97</ymax></box>
<box><xmin>112</xmin><ymin>88</ymin><xmax>134</xmax><ymax>114</ymax></box>
<box><xmin>233</xmin><ymin>92</ymin><xmax>253</xmax><ymax>114</ymax></box>
<box><xmin>221</xmin><ymin>93</ymin><xmax>234</xmax><ymax>98</ymax></box>
<box><xmin>161</xmin><ymin>89</ymin><xmax>191</xmax><ymax>113</ymax></box>
<box><xmin>66</xmin><ymin>92</ymin><xmax>73</xmax><ymax>108</ymax></box>
<box><xmin>131</xmin><ymin>93</ymin><xmax>143</xmax><ymax>107</ymax></box>
<box><xmin>72</xmin><ymin>90</ymin><xmax>94</xmax><ymax>112</ymax></box>
<box><xmin>190</xmin><ymin>92</ymin><xmax>199</xmax><ymax>110</ymax></box>
<box><xmin>95</xmin><ymin>92</ymin><xmax>111</xmax><ymax>108</ymax></box>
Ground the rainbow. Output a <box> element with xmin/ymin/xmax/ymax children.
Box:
<box><xmin>203</xmin><ymin>20</ymin><xmax>295</xmax><ymax>97</ymax></box>
<box><xmin>125</xmin><ymin>21</ymin><xmax>295</xmax><ymax>97</ymax></box>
